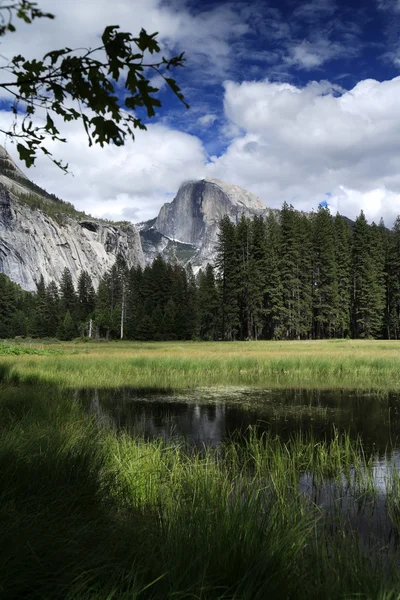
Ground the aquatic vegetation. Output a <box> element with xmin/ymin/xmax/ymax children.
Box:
<box><xmin>1</xmin><ymin>384</ymin><xmax>400</xmax><ymax>599</ymax></box>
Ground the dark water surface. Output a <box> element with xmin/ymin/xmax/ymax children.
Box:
<box><xmin>83</xmin><ymin>387</ymin><xmax>400</xmax><ymax>454</ymax></box>
<box><xmin>82</xmin><ymin>387</ymin><xmax>400</xmax><ymax>549</ymax></box>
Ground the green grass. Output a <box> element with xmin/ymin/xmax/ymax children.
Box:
<box><xmin>3</xmin><ymin>339</ymin><xmax>400</xmax><ymax>391</ymax></box>
<box><xmin>1</xmin><ymin>384</ymin><xmax>400</xmax><ymax>599</ymax></box>
<box><xmin>0</xmin><ymin>341</ymin><xmax>64</xmax><ymax>356</ymax></box>
<box><xmin>3</xmin><ymin>340</ymin><xmax>400</xmax><ymax>597</ymax></box>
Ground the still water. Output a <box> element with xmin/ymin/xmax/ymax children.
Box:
<box><xmin>82</xmin><ymin>387</ymin><xmax>400</xmax><ymax>548</ymax></box>
<box><xmin>82</xmin><ymin>387</ymin><xmax>400</xmax><ymax>453</ymax></box>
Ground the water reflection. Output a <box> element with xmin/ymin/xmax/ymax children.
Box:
<box><xmin>82</xmin><ymin>387</ymin><xmax>400</xmax><ymax>551</ymax></box>
<box><xmin>82</xmin><ymin>387</ymin><xmax>400</xmax><ymax>454</ymax></box>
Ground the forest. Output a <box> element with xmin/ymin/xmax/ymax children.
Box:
<box><xmin>2</xmin><ymin>202</ymin><xmax>400</xmax><ymax>341</ymax></box>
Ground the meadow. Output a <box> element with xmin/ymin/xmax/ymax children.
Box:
<box><xmin>2</xmin><ymin>339</ymin><xmax>400</xmax><ymax>598</ymax></box>
<box><xmin>2</xmin><ymin>338</ymin><xmax>400</xmax><ymax>390</ymax></box>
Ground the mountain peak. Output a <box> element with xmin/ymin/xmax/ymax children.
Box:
<box><xmin>201</xmin><ymin>178</ymin><xmax>265</xmax><ymax>211</ymax></box>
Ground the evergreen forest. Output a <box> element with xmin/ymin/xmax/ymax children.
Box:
<box><xmin>2</xmin><ymin>203</ymin><xmax>400</xmax><ymax>341</ymax></box>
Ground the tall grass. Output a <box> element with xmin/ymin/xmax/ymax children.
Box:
<box><xmin>1</xmin><ymin>384</ymin><xmax>400</xmax><ymax>599</ymax></box>
<box><xmin>3</xmin><ymin>343</ymin><xmax>400</xmax><ymax>390</ymax></box>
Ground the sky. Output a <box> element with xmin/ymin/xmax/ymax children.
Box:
<box><xmin>2</xmin><ymin>0</ymin><xmax>400</xmax><ymax>225</ymax></box>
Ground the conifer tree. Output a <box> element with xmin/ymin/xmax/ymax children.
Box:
<box><xmin>215</xmin><ymin>216</ymin><xmax>239</xmax><ymax>340</ymax></box>
<box><xmin>196</xmin><ymin>264</ymin><xmax>220</xmax><ymax>340</ymax></box>
<box><xmin>45</xmin><ymin>281</ymin><xmax>60</xmax><ymax>337</ymax></box>
<box><xmin>369</xmin><ymin>222</ymin><xmax>386</xmax><ymax>337</ymax></box>
<box><xmin>334</xmin><ymin>214</ymin><xmax>352</xmax><ymax>338</ymax></box>
<box><xmin>95</xmin><ymin>274</ymin><xmax>113</xmax><ymax>339</ymax></box>
<box><xmin>183</xmin><ymin>265</ymin><xmax>197</xmax><ymax>339</ymax></box>
<box><xmin>386</xmin><ymin>217</ymin><xmax>400</xmax><ymax>338</ymax></box>
<box><xmin>77</xmin><ymin>271</ymin><xmax>96</xmax><ymax>326</ymax></box>
<box><xmin>125</xmin><ymin>266</ymin><xmax>143</xmax><ymax>339</ymax></box>
<box><xmin>296</xmin><ymin>213</ymin><xmax>313</xmax><ymax>338</ymax></box>
<box><xmin>249</xmin><ymin>216</ymin><xmax>268</xmax><ymax>339</ymax></box>
<box><xmin>264</xmin><ymin>212</ymin><xmax>283</xmax><ymax>339</ymax></box>
<box><xmin>0</xmin><ymin>273</ymin><xmax>18</xmax><ymax>338</ymax></box>
<box><xmin>352</xmin><ymin>212</ymin><xmax>385</xmax><ymax>338</ymax></box>
<box><xmin>236</xmin><ymin>215</ymin><xmax>253</xmax><ymax>339</ymax></box>
<box><xmin>33</xmin><ymin>275</ymin><xmax>48</xmax><ymax>337</ymax></box>
<box><xmin>279</xmin><ymin>203</ymin><xmax>301</xmax><ymax>338</ymax></box>
<box><xmin>312</xmin><ymin>206</ymin><xmax>339</xmax><ymax>338</ymax></box>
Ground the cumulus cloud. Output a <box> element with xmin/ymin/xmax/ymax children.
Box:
<box><xmin>205</xmin><ymin>77</ymin><xmax>400</xmax><ymax>225</ymax></box>
<box><xmin>1</xmin><ymin>1</ymin><xmax>400</xmax><ymax>227</ymax></box>
<box><xmin>1</xmin><ymin>115</ymin><xmax>206</xmax><ymax>222</ymax></box>
<box><xmin>0</xmin><ymin>0</ymin><xmax>249</xmax><ymax>84</ymax></box>
<box><xmin>5</xmin><ymin>74</ymin><xmax>400</xmax><ymax>227</ymax></box>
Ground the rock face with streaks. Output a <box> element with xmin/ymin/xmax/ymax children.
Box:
<box><xmin>0</xmin><ymin>144</ymin><xmax>275</xmax><ymax>290</ymax></box>
<box><xmin>0</xmin><ymin>147</ymin><xmax>144</xmax><ymax>292</ymax></box>
<box><xmin>139</xmin><ymin>178</ymin><xmax>270</xmax><ymax>269</ymax></box>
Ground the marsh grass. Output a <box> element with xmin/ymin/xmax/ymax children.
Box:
<box><xmin>1</xmin><ymin>384</ymin><xmax>400</xmax><ymax>599</ymax></box>
<box><xmin>3</xmin><ymin>339</ymin><xmax>400</xmax><ymax>391</ymax></box>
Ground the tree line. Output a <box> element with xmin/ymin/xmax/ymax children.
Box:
<box><xmin>2</xmin><ymin>203</ymin><xmax>400</xmax><ymax>341</ymax></box>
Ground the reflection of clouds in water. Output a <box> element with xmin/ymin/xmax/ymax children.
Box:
<box><xmin>372</xmin><ymin>450</ymin><xmax>400</xmax><ymax>492</ymax></box>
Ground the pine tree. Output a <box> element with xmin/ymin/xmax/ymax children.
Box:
<box><xmin>33</xmin><ymin>275</ymin><xmax>48</xmax><ymax>337</ymax></box>
<box><xmin>386</xmin><ymin>217</ymin><xmax>400</xmax><ymax>338</ymax></box>
<box><xmin>45</xmin><ymin>281</ymin><xmax>60</xmax><ymax>337</ymax></box>
<box><xmin>312</xmin><ymin>206</ymin><xmax>339</xmax><ymax>338</ymax></box>
<box><xmin>236</xmin><ymin>215</ymin><xmax>252</xmax><ymax>339</ymax></box>
<box><xmin>215</xmin><ymin>216</ymin><xmax>239</xmax><ymax>340</ymax></box>
<box><xmin>352</xmin><ymin>212</ymin><xmax>385</xmax><ymax>338</ymax></box>
<box><xmin>58</xmin><ymin>310</ymin><xmax>76</xmax><ymax>341</ymax></box>
<box><xmin>77</xmin><ymin>271</ymin><xmax>96</xmax><ymax>326</ymax></box>
<box><xmin>95</xmin><ymin>274</ymin><xmax>112</xmax><ymax>339</ymax></box>
<box><xmin>279</xmin><ymin>203</ymin><xmax>302</xmax><ymax>338</ymax></box>
<box><xmin>163</xmin><ymin>298</ymin><xmax>178</xmax><ymax>340</ymax></box>
<box><xmin>248</xmin><ymin>216</ymin><xmax>268</xmax><ymax>340</ymax></box>
<box><xmin>0</xmin><ymin>273</ymin><xmax>17</xmax><ymax>338</ymax></box>
<box><xmin>264</xmin><ymin>212</ymin><xmax>283</xmax><ymax>339</ymax></box>
<box><xmin>59</xmin><ymin>268</ymin><xmax>77</xmax><ymax>338</ymax></box>
<box><xmin>334</xmin><ymin>214</ymin><xmax>352</xmax><ymax>338</ymax></box>
<box><xmin>182</xmin><ymin>265</ymin><xmax>197</xmax><ymax>339</ymax></box>
<box><xmin>369</xmin><ymin>222</ymin><xmax>386</xmax><ymax>338</ymax></box>
<box><xmin>196</xmin><ymin>264</ymin><xmax>220</xmax><ymax>340</ymax></box>
<box><xmin>296</xmin><ymin>213</ymin><xmax>313</xmax><ymax>338</ymax></box>
<box><xmin>125</xmin><ymin>266</ymin><xmax>143</xmax><ymax>339</ymax></box>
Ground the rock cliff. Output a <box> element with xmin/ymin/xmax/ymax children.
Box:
<box><xmin>0</xmin><ymin>144</ymin><xmax>276</xmax><ymax>290</ymax></box>
<box><xmin>140</xmin><ymin>178</ymin><xmax>270</xmax><ymax>269</ymax></box>
<box><xmin>0</xmin><ymin>148</ymin><xmax>144</xmax><ymax>291</ymax></box>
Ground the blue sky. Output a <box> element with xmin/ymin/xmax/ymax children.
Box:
<box><xmin>157</xmin><ymin>0</ymin><xmax>400</xmax><ymax>155</ymax></box>
<box><xmin>1</xmin><ymin>0</ymin><xmax>400</xmax><ymax>224</ymax></box>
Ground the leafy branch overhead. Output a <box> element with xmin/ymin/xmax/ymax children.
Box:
<box><xmin>0</xmin><ymin>1</ymin><xmax>189</xmax><ymax>170</ymax></box>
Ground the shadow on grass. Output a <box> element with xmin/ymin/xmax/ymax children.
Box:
<box><xmin>0</xmin><ymin>369</ymin><xmax>302</xmax><ymax>600</ymax></box>
<box><xmin>0</xmin><ymin>364</ymin><xmax>399</xmax><ymax>600</ymax></box>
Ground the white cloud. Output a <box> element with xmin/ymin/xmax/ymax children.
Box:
<box><xmin>205</xmin><ymin>77</ymin><xmax>400</xmax><ymax>225</ymax></box>
<box><xmin>5</xmin><ymin>75</ymin><xmax>400</xmax><ymax>227</ymax></box>
<box><xmin>1</xmin><ymin>116</ymin><xmax>206</xmax><ymax>222</ymax></box>
<box><xmin>197</xmin><ymin>114</ymin><xmax>218</xmax><ymax>127</ymax></box>
<box><xmin>285</xmin><ymin>38</ymin><xmax>350</xmax><ymax>70</ymax></box>
<box><xmin>1</xmin><ymin>1</ymin><xmax>400</xmax><ymax>228</ymax></box>
<box><xmin>0</xmin><ymin>0</ymin><xmax>248</xmax><ymax>83</ymax></box>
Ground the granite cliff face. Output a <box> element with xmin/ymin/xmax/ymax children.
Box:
<box><xmin>0</xmin><ymin>148</ymin><xmax>144</xmax><ymax>291</ymax></box>
<box><xmin>0</xmin><ymin>144</ymin><xmax>275</xmax><ymax>290</ymax></box>
<box><xmin>139</xmin><ymin>178</ymin><xmax>270</xmax><ymax>269</ymax></box>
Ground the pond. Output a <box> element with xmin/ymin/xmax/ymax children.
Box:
<box><xmin>82</xmin><ymin>387</ymin><xmax>400</xmax><ymax>454</ymax></box>
<box><xmin>81</xmin><ymin>387</ymin><xmax>400</xmax><ymax>550</ymax></box>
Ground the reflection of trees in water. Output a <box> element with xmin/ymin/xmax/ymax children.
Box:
<box><xmin>86</xmin><ymin>391</ymin><xmax>227</xmax><ymax>447</ymax></box>
<box><xmin>81</xmin><ymin>388</ymin><xmax>400</xmax><ymax>454</ymax></box>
